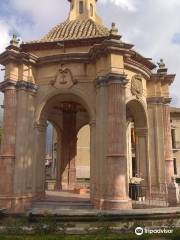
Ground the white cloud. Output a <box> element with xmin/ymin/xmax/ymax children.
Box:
<box><xmin>100</xmin><ymin>0</ymin><xmax>137</xmax><ymax>12</ymax></box>
<box><xmin>0</xmin><ymin>21</ymin><xmax>11</xmax><ymax>104</ymax></box>
<box><xmin>9</xmin><ymin>0</ymin><xmax>68</xmax><ymax>36</ymax></box>
<box><xmin>98</xmin><ymin>0</ymin><xmax>180</xmax><ymax>106</ymax></box>
<box><xmin>0</xmin><ymin>21</ymin><xmax>11</xmax><ymax>53</ymax></box>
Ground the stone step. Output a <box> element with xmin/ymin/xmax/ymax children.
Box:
<box><xmin>31</xmin><ymin>201</ymin><xmax>94</xmax><ymax>210</ymax></box>
<box><xmin>27</xmin><ymin>208</ymin><xmax>99</xmax><ymax>217</ymax></box>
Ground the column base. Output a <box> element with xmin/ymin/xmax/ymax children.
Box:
<box><xmin>91</xmin><ymin>197</ymin><xmax>103</xmax><ymax>209</ymax></box>
<box><xmin>101</xmin><ymin>198</ymin><xmax>132</xmax><ymax>210</ymax></box>
<box><xmin>0</xmin><ymin>192</ymin><xmax>45</xmax><ymax>213</ymax></box>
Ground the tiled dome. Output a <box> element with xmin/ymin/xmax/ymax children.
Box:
<box><xmin>40</xmin><ymin>19</ymin><xmax>110</xmax><ymax>42</ymax></box>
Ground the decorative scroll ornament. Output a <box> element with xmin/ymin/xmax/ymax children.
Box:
<box><xmin>51</xmin><ymin>67</ymin><xmax>77</xmax><ymax>89</ymax></box>
<box><xmin>131</xmin><ymin>74</ymin><xmax>143</xmax><ymax>98</ymax></box>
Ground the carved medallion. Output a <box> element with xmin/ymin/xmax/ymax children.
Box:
<box><xmin>131</xmin><ymin>74</ymin><xmax>143</xmax><ymax>98</ymax></box>
<box><xmin>51</xmin><ymin>68</ymin><xmax>77</xmax><ymax>89</ymax></box>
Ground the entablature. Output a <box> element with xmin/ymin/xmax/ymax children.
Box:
<box><xmin>0</xmin><ymin>49</ymin><xmax>38</xmax><ymax>66</ymax></box>
<box><xmin>150</xmin><ymin>73</ymin><xmax>176</xmax><ymax>85</ymax></box>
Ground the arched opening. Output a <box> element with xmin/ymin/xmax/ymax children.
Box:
<box><xmin>76</xmin><ymin>125</ymin><xmax>90</xmax><ymax>189</ymax></box>
<box><xmin>90</xmin><ymin>3</ymin><xmax>93</xmax><ymax>17</ymax></box>
<box><xmin>36</xmin><ymin>93</ymin><xmax>92</xmax><ymax>203</ymax></box>
<box><xmin>79</xmin><ymin>1</ymin><xmax>84</xmax><ymax>14</ymax></box>
<box><xmin>126</xmin><ymin>99</ymin><xmax>149</xmax><ymax>187</ymax></box>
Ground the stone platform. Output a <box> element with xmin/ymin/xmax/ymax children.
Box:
<box><xmin>27</xmin><ymin>191</ymin><xmax>180</xmax><ymax>221</ymax></box>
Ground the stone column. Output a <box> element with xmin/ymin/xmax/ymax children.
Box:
<box><xmin>102</xmin><ymin>74</ymin><xmax>132</xmax><ymax>210</ymax></box>
<box><xmin>55</xmin><ymin>134</ymin><xmax>61</xmax><ymax>190</ymax></box>
<box><xmin>33</xmin><ymin>123</ymin><xmax>47</xmax><ymax>200</ymax></box>
<box><xmin>163</xmin><ymin>104</ymin><xmax>174</xmax><ymax>184</ymax></box>
<box><xmin>60</xmin><ymin>111</ymin><xmax>76</xmax><ymax>190</ymax></box>
<box><xmin>0</xmin><ymin>82</ymin><xmax>16</xmax><ymax>199</ymax></box>
<box><xmin>14</xmin><ymin>86</ymin><xmax>29</xmax><ymax>195</ymax></box>
<box><xmin>126</xmin><ymin>121</ymin><xmax>133</xmax><ymax>181</ymax></box>
<box><xmin>90</xmin><ymin>120</ymin><xmax>96</xmax><ymax>203</ymax></box>
<box><xmin>135</xmin><ymin>128</ymin><xmax>150</xmax><ymax>187</ymax></box>
<box><xmin>0</xmin><ymin>84</ymin><xmax>16</xmax><ymax>156</ymax></box>
<box><xmin>95</xmin><ymin>79</ymin><xmax>108</xmax><ymax>208</ymax></box>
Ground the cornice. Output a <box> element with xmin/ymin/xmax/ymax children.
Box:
<box><xmin>37</xmin><ymin>52</ymin><xmax>89</xmax><ymax>66</ymax></box>
<box><xmin>130</xmin><ymin>50</ymin><xmax>156</xmax><ymax>70</ymax></box>
<box><xmin>124</xmin><ymin>59</ymin><xmax>152</xmax><ymax>80</ymax></box>
<box><xmin>0</xmin><ymin>49</ymin><xmax>38</xmax><ymax>66</ymax></box>
<box><xmin>20</xmin><ymin>37</ymin><xmax>108</xmax><ymax>51</ymax></box>
<box><xmin>89</xmin><ymin>39</ymin><xmax>133</xmax><ymax>61</ymax></box>
<box><xmin>150</xmin><ymin>73</ymin><xmax>176</xmax><ymax>85</ymax></box>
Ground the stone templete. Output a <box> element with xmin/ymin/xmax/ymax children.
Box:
<box><xmin>0</xmin><ymin>0</ymin><xmax>176</xmax><ymax>212</ymax></box>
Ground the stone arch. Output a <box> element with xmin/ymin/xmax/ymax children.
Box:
<box><xmin>46</xmin><ymin>119</ymin><xmax>62</xmax><ymax>188</ymax></box>
<box><xmin>34</xmin><ymin>88</ymin><xmax>95</xmax><ymax>193</ymax></box>
<box><xmin>126</xmin><ymin>98</ymin><xmax>150</xmax><ymax>187</ymax></box>
<box><xmin>126</xmin><ymin>97</ymin><xmax>148</xmax><ymax>128</ymax></box>
<box><xmin>35</xmin><ymin>88</ymin><xmax>95</xmax><ymax>125</ymax></box>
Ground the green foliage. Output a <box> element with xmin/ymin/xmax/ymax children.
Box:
<box><xmin>175</xmin><ymin>177</ymin><xmax>180</xmax><ymax>184</ymax></box>
<box><xmin>0</xmin><ymin>231</ymin><xmax>180</xmax><ymax>240</ymax></box>
<box><xmin>0</xmin><ymin>216</ymin><xmax>180</xmax><ymax>240</ymax></box>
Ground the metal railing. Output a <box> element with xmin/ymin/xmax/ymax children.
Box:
<box><xmin>129</xmin><ymin>183</ymin><xmax>169</xmax><ymax>208</ymax></box>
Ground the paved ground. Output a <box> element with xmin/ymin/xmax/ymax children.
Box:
<box><xmin>45</xmin><ymin>190</ymin><xmax>90</xmax><ymax>202</ymax></box>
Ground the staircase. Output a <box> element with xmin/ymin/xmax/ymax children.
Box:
<box><xmin>27</xmin><ymin>200</ymin><xmax>95</xmax><ymax>215</ymax></box>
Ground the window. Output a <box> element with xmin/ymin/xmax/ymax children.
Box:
<box><xmin>173</xmin><ymin>158</ymin><xmax>177</xmax><ymax>175</ymax></box>
<box><xmin>90</xmin><ymin>3</ymin><xmax>93</xmax><ymax>16</ymax></box>
<box><xmin>79</xmin><ymin>1</ymin><xmax>83</xmax><ymax>14</ymax></box>
<box><xmin>171</xmin><ymin>128</ymin><xmax>176</xmax><ymax>149</ymax></box>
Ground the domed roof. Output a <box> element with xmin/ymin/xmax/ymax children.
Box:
<box><xmin>40</xmin><ymin>19</ymin><xmax>110</xmax><ymax>42</ymax></box>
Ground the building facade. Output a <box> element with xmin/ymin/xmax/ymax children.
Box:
<box><xmin>170</xmin><ymin>107</ymin><xmax>180</xmax><ymax>176</ymax></box>
<box><xmin>0</xmin><ymin>0</ymin><xmax>176</xmax><ymax>212</ymax></box>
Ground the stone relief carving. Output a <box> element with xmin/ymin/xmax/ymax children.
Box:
<box><xmin>50</xmin><ymin>67</ymin><xmax>77</xmax><ymax>89</ymax></box>
<box><xmin>131</xmin><ymin>74</ymin><xmax>143</xmax><ymax>98</ymax></box>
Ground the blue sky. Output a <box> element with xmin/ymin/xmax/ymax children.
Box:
<box><xmin>0</xmin><ymin>0</ymin><xmax>180</xmax><ymax>105</ymax></box>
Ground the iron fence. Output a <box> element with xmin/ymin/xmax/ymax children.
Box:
<box><xmin>129</xmin><ymin>183</ymin><xmax>169</xmax><ymax>208</ymax></box>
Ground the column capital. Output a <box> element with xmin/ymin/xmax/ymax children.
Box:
<box><xmin>16</xmin><ymin>81</ymin><xmax>38</xmax><ymax>93</ymax></box>
<box><xmin>0</xmin><ymin>80</ymin><xmax>38</xmax><ymax>93</ymax></box>
<box><xmin>0</xmin><ymin>80</ymin><xmax>16</xmax><ymax>91</ymax></box>
<box><xmin>95</xmin><ymin>73</ymin><xmax>128</xmax><ymax>87</ymax></box>
<box><xmin>147</xmin><ymin>97</ymin><xmax>171</xmax><ymax>105</ymax></box>
<box><xmin>90</xmin><ymin>119</ymin><xmax>96</xmax><ymax>127</ymax></box>
<box><xmin>135</xmin><ymin>128</ymin><xmax>148</xmax><ymax>136</ymax></box>
<box><xmin>34</xmin><ymin>122</ymin><xmax>47</xmax><ymax>131</ymax></box>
